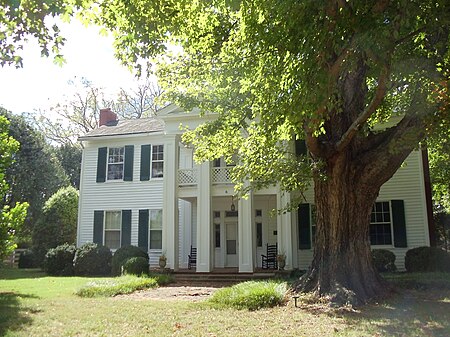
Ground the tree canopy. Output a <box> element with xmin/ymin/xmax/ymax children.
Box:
<box><xmin>0</xmin><ymin>115</ymin><xmax>28</xmax><ymax>258</ymax></box>
<box><xmin>1</xmin><ymin>108</ymin><xmax>68</xmax><ymax>242</ymax></box>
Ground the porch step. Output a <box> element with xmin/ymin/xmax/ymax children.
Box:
<box><xmin>172</xmin><ymin>270</ymin><xmax>276</xmax><ymax>285</ymax></box>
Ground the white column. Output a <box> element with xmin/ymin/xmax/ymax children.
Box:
<box><xmin>196</xmin><ymin>161</ymin><xmax>212</xmax><ymax>272</ymax></box>
<box><xmin>162</xmin><ymin>135</ymin><xmax>180</xmax><ymax>270</ymax></box>
<box><xmin>276</xmin><ymin>191</ymin><xmax>294</xmax><ymax>270</ymax></box>
<box><xmin>238</xmin><ymin>191</ymin><xmax>254</xmax><ymax>273</ymax></box>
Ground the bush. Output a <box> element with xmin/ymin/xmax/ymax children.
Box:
<box><xmin>122</xmin><ymin>257</ymin><xmax>149</xmax><ymax>276</ymax></box>
<box><xmin>18</xmin><ymin>249</ymin><xmax>35</xmax><ymax>268</ymax></box>
<box><xmin>372</xmin><ymin>249</ymin><xmax>397</xmax><ymax>272</ymax></box>
<box><xmin>44</xmin><ymin>243</ymin><xmax>76</xmax><ymax>276</ymax></box>
<box><xmin>405</xmin><ymin>246</ymin><xmax>450</xmax><ymax>272</ymax></box>
<box><xmin>73</xmin><ymin>243</ymin><xmax>112</xmax><ymax>276</ymax></box>
<box><xmin>111</xmin><ymin>245</ymin><xmax>148</xmax><ymax>276</ymax></box>
<box><xmin>209</xmin><ymin>281</ymin><xmax>287</xmax><ymax>310</ymax></box>
<box><xmin>32</xmin><ymin>186</ymin><xmax>79</xmax><ymax>266</ymax></box>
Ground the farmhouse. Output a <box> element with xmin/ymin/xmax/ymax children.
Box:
<box><xmin>77</xmin><ymin>106</ymin><xmax>434</xmax><ymax>272</ymax></box>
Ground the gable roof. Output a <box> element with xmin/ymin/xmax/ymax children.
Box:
<box><xmin>78</xmin><ymin>117</ymin><xmax>165</xmax><ymax>140</ymax></box>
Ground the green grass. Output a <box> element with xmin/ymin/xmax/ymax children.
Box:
<box><xmin>1</xmin><ymin>268</ymin><xmax>450</xmax><ymax>336</ymax></box>
<box><xmin>75</xmin><ymin>275</ymin><xmax>159</xmax><ymax>297</ymax></box>
<box><xmin>208</xmin><ymin>280</ymin><xmax>287</xmax><ymax>310</ymax></box>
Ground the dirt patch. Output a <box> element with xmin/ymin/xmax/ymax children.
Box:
<box><xmin>115</xmin><ymin>284</ymin><xmax>221</xmax><ymax>302</ymax></box>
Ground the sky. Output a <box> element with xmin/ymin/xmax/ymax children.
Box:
<box><xmin>0</xmin><ymin>20</ymin><xmax>138</xmax><ymax>116</ymax></box>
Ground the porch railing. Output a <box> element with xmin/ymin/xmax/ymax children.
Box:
<box><xmin>178</xmin><ymin>168</ymin><xmax>198</xmax><ymax>186</ymax></box>
<box><xmin>212</xmin><ymin>167</ymin><xmax>232</xmax><ymax>184</ymax></box>
<box><xmin>178</xmin><ymin>167</ymin><xmax>233</xmax><ymax>186</ymax></box>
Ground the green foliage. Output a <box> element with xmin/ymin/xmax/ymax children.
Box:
<box><xmin>121</xmin><ymin>257</ymin><xmax>149</xmax><ymax>276</ymax></box>
<box><xmin>111</xmin><ymin>245</ymin><xmax>148</xmax><ymax>276</ymax></box>
<box><xmin>405</xmin><ymin>246</ymin><xmax>450</xmax><ymax>272</ymax></box>
<box><xmin>73</xmin><ymin>243</ymin><xmax>112</xmax><ymax>276</ymax></box>
<box><xmin>0</xmin><ymin>1</ymin><xmax>91</xmax><ymax>67</ymax></box>
<box><xmin>55</xmin><ymin>144</ymin><xmax>82</xmax><ymax>189</ymax></box>
<box><xmin>371</xmin><ymin>249</ymin><xmax>397</xmax><ymax>273</ymax></box>
<box><xmin>1</xmin><ymin>108</ymin><xmax>68</xmax><ymax>244</ymax></box>
<box><xmin>209</xmin><ymin>281</ymin><xmax>287</xmax><ymax>311</ymax></box>
<box><xmin>0</xmin><ymin>115</ymin><xmax>28</xmax><ymax>259</ymax></box>
<box><xmin>75</xmin><ymin>275</ymin><xmax>159</xmax><ymax>297</ymax></box>
<box><xmin>32</xmin><ymin>186</ymin><xmax>78</xmax><ymax>265</ymax></box>
<box><xmin>44</xmin><ymin>243</ymin><xmax>76</xmax><ymax>276</ymax></box>
<box><xmin>18</xmin><ymin>249</ymin><xmax>35</xmax><ymax>268</ymax></box>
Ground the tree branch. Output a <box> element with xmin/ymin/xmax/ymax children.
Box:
<box><xmin>335</xmin><ymin>63</ymin><xmax>390</xmax><ymax>152</ymax></box>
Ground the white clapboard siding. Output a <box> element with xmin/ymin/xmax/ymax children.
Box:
<box><xmin>78</xmin><ymin>135</ymin><xmax>166</xmax><ymax>255</ymax></box>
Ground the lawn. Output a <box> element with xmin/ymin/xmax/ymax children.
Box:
<box><xmin>1</xmin><ymin>268</ymin><xmax>450</xmax><ymax>336</ymax></box>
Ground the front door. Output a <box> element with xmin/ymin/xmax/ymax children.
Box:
<box><xmin>226</xmin><ymin>221</ymin><xmax>238</xmax><ymax>267</ymax></box>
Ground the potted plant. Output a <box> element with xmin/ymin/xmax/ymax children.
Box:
<box><xmin>277</xmin><ymin>253</ymin><xmax>286</xmax><ymax>271</ymax></box>
<box><xmin>159</xmin><ymin>253</ymin><xmax>167</xmax><ymax>269</ymax></box>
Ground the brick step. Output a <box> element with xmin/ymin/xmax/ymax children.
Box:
<box><xmin>173</xmin><ymin>272</ymin><xmax>276</xmax><ymax>284</ymax></box>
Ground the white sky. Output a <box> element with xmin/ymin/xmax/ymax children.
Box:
<box><xmin>0</xmin><ymin>20</ymin><xmax>138</xmax><ymax>115</ymax></box>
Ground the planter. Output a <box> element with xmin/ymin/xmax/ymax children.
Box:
<box><xmin>159</xmin><ymin>257</ymin><xmax>167</xmax><ymax>269</ymax></box>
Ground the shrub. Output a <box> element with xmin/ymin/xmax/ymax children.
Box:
<box><xmin>76</xmin><ymin>275</ymin><xmax>159</xmax><ymax>297</ymax></box>
<box><xmin>44</xmin><ymin>243</ymin><xmax>76</xmax><ymax>276</ymax></box>
<box><xmin>122</xmin><ymin>257</ymin><xmax>149</xmax><ymax>276</ymax></box>
<box><xmin>111</xmin><ymin>245</ymin><xmax>148</xmax><ymax>276</ymax></box>
<box><xmin>18</xmin><ymin>249</ymin><xmax>35</xmax><ymax>268</ymax></box>
<box><xmin>405</xmin><ymin>246</ymin><xmax>450</xmax><ymax>272</ymax></box>
<box><xmin>32</xmin><ymin>186</ymin><xmax>79</xmax><ymax>266</ymax></box>
<box><xmin>209</xmin><ymin>281</ymin><xmax>287</xmax><ymax>310</ymax></box>
<box><xmin>372</xmin><ymin>249</ymin><xmax>397</xmax><ymax>272</ymax></box>
<box><xmin>73</xmin><ymin>243</ymin><xmax>112</xmax><ymax>276</ymax></box>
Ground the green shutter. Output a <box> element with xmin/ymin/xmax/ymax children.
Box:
<box><xmin>121</xmin><ymin>210</ymin><xmax>132</xmax><ymax>246</ymax></box>
<box><xmin>140</xmin><ymin>144</ymin><xmax>151</xmax><ymax>181</ymax></box>
<box><xmin>392</xmin><ymin>200</ymin><xmax>407</xmax><ymax>248</ymax></box>
<box><xmin>138</xmin><ymin>210</ymin><xmax>149</xmax><ymax>250</ymax></box>
<box><xmin>298</xmin><ymin>203</ymin><xmax>311</xmax><ymax>249</ymax></box>
<box><xmin>295</xmin><ymin>139</ymin><xmax>307</xmax><ymax>156</ymax></box>
<box><xmin>124</xmin><ymin>145</ymin><xmax>134</xmax><ymax>181</ymax></box>
<box><xmin>93</xmin><ymin>211</ymin><xmax>104</xmax><ymax>244</ymax></box>
<box><xmin>96</xmin><ymin>147</ymin><xmax>107</xmax><ymax>183</ymax></box>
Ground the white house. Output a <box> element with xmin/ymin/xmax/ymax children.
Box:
<box><xmin>77</xmin><ymin>106</ymin><xmax>435</xmax><ymax>272</ymax></box>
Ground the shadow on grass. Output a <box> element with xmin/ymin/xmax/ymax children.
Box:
<box><xmin>340</xmin><ymin>288</ymin><xmax>450</xmax><ymax>337</ymax></box>
<box><xmin>0</xmin><ymin>268</ymin><xmax>45</xmax><ymax>280</ymax></box>
<box><xmin>0</xmin><ymin>292</ymin><xmax>41</xmax><ymax>335</ymax></box>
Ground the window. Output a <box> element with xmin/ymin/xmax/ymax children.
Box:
<box><xmin>215</xmin><ymin>224</ymin><xmax>221</xmax><ymax>248</ymax></box>
<box><xmin>104</xmin><ymin>211</ymin><xmax>121</xmax><ymax>249</ymax></box>
<box><xmin>107</xmin><ymin>147</ymin><xmax>124</xmax><ymax>180</ymax></box>
<box><xmin>256</xmin><ymin>222</ymin><xmax>262</xmax><ymax>247</ymax></box>
<box><xmin>151</xmin><ymin>145</ymin><xmax>164</xmax><ymax>178</ymax></box>
<box><xmin>370</xmin><ymin>202</ymin><xmax>392</xmax><ymax>245</ymax></box>
<box><xmin>149</xmin><ymin>210</ymin><xmax>162</xmax><ymax>249</ymax></box>
<box><xmin>255</xmin><ymin>209</ymin><xmax>262</xmax><ymax>217</ymax></box>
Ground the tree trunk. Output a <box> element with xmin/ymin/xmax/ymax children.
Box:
<box><xmin>296</xmin><ymin>150</ymin><xmax>391</xmax><ymax>306</ymax></box>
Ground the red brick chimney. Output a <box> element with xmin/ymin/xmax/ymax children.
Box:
<box><xmin>99</xmin><ymin>108</ymin><xmax>118</xmax><ymax>127</ymax></box>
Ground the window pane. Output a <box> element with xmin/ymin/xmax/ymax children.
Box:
<box><xmin>150</xmin><ymin>210</ymin><xmax>162</xmax><ymax>229</ymax></box>
<box><xmin>105</xmin><ymin>231</ymin><xmax>120</xmax><ymax>249</ymax></box>
<box><xmin>107</xmin><ymin>163</ymin><xmax>124</xmax><ymax>180</ymax></box>
<box><xmin>152</xmin><ymin>162</ymin><xmax>164</xmax><ymax>178</ymax></box>
<box><xmin>215</xmin><ymin>224</ymin><xmax>220</xmax><ymax>248</ymax></box>
<box><xmin>105</xmin><ymin>211</ymin><xmax>121</xmax><ymax>229</ymax></box>
<box><xmin>150</xmin><ymin>230</ymin><xmax>162</xmax><ymax>249</ymax></box>
<box><xmin>226</xmin><ymin>240</ymin><xmax>236</xmax><ymax>254</ymax></box>
<box><xmin>256</xmin><ymin>222</ymin><xmax>262</xmax><ymax>247</ymax></box>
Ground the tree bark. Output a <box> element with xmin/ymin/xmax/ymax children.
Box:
<box><xmin>296</xmin><ymin>149</ymin><xmax>391</xmax><ymax>306</ymax></box>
